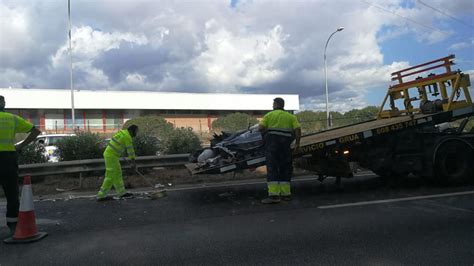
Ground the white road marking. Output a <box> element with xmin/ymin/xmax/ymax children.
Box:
<box><xmin>318</xmin><ymin>190</ymin><xmax>474</xmax><ymax>209</ymax></box>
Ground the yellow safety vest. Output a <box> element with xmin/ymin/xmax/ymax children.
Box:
<box><xmin>105</xmin><ymin>129</ymin><xmax>136</xmax><ymax>159</ymax></box>
<box><xmin>0</xmin><ymin>112</ymin><xmax>34</xmax><ymax>151</ymax></box>
<box><xmin>260</xmin><ymin>109</ymin><xmax>301</xmax><ymax>138</ymax></box>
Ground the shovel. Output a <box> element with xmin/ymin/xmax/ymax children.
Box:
<box><xmin>127</xmin><ymin>160</ymin><xmax>167</xmax><ymax>199</ymax></box>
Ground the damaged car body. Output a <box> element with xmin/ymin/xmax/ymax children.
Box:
<box><xmin>188</xmin><ymin>125</ymin><xmax>267</xmax><ymax>174</ymax></box>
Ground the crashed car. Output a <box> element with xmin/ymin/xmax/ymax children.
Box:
<box><xmin>188</xmin><ymin>125</ymin><xmax>266</xmax><ymax>174</ymax></box>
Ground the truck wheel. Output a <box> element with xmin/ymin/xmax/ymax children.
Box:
<box><xmin>373</xmin><ymin>168</ymin><xmax>394</xmax><ymax>179</ymax></box>
<box><xmin>435</xmin><ymin>140</ymin><xmax>473</xmax><ymax>184</ymax></box>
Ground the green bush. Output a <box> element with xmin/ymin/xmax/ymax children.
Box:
<box><xmin>123</xmin><ymin>116</ymin><xmax>202</xmax><ymax>155</ymax></box>
<box><xmin>133</xmin><ymin>134</ymin><xmax>161</xmax><ymax>156</ymax></box>
<box><xmin>343</xmin><ymin>106</ymin><xmax>379</xmax><ymax>123</ymax></box>
<box><xmin>55</xmin><ymin>132</ymin><xmax>105</xmax><ymax>161</ymax></box>
<box><xmin>296</xmin><ymin>110</ymin><xmax>326</xmax><ymax>134</ymax></box>
<box><xmin>123</xmin><ymin>116</ymin><xmax>174</xmax><ymax>140</ymax></box>
<box><xmin>212</xmin><ymin>112</ymin><xmax>258</xmax><ymax>133</ymax></box>
<box><xmin>296</xmin><ymin>106</ymin><xmax>379</xmax><ymax>134</ymax></box>
<box><xmin>17</xmin><ymin>144</ymin><xmax>48</xmax><ymax>165</ymax></box>
<box><xmin>163</xmin><ymin>127</ymin><xmax>201</xmax><ymax>154</ymax></box>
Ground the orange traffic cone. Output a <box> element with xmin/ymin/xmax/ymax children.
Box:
<box><xmin>4</xmin><ymin>176</ymin><xmax>47</xmax><ymax>244</ymax></box>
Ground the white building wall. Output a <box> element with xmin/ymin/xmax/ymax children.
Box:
<box><xmin>1</xmin><ymin>88</ymin><xmax>300</xmax><ymax>134</ymax></box>
<box><xmin>0</xmin><ymin>88</ymin><xmax>300</xmax><ymax>111</ymax></box>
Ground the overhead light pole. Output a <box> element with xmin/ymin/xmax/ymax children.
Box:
<box><xmin>68</xmin><ymin>0</ymin><xmax>75</xmax><ymax>130</ymax></box>
<box><xmin>324</xmin><ymin>27</ymin><xmax>344</xmax><ymax>129</ymax></box>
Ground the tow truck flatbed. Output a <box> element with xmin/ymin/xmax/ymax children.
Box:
<box><xmin>189</xmin><ymin>55</ymin><xmax>474</xmax><ymax>181</ymax></box>
<box><xmin>296</xmin><ymin>106</ymin><xmax>474</xmax><ymax>156</ymax></box>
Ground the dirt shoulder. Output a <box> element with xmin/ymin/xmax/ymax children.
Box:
<box><xmin>0</xmin><ymin>167</ymin><xmax>311</xmax><ymax>198</ymax></box>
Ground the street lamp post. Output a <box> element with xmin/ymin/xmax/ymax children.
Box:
<box><xmin>68</xmin><ymin>0</ymin><xmax>75</xmax><ymax>130</ymax></box>
<box><xmin>324</xmin><ymin>27</ymin><xmax>344</xmax><ymax>129</ymax></box>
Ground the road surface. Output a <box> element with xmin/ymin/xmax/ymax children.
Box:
<box><xmin>1</xmin><ymin>173</ymin><xmax>473</xmax><ymax>265</ymax></box>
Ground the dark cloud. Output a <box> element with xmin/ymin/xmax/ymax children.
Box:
<box><xmin>93</xmin><ymin>44</ymin><xmax>170</xmax><ymax>83</ymax></box>
<box><xmin>241</xmin><ymin>70</ymin><xmax>347</xmax><ymax>99</ymax></box>
<box><xmin>2</xmin><ymin>0</ymin><xmax>473</xmax><ymax>111</ymax></box>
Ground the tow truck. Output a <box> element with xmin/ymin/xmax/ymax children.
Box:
<box><xmin>189</xmin><ymin>55</ymin><xmax>474</xmax><ymax>184</ymax></box>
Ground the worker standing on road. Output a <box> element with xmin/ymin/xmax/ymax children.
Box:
<box><xmin>0</xmin><ymin>95</ymin><xmax>41</xmax><ymax>235</ymax></box>
<box><xmin>259</xmin><ymin>97</ymin><xmax>301</xmax><ymax>204</ymax></box>
<box><xmin>97</xmin><ymin>125</ymin><xmax>138</xmax><ymax>201</ymax></box>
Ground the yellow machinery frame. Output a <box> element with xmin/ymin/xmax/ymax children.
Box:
<box><xmin>378</xmin><ymin>54</ymin><xmax>472</xmax><ymax>119</ymax></box>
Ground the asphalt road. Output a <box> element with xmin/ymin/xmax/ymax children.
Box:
<box><xmin>1</xmin><ymin>173</ymin><xmax>474</xmax><ymax>265</ymax></box>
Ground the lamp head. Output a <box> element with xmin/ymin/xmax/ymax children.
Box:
<box><xmin>337</xmin><ymin>27</ymin><xmax>344</xmax><ymax>31</ymax></box>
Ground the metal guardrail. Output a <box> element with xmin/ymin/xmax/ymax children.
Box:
<box><xmin>18</xmin><ymin>154</ymin><xmax>190</xmax><ymax>177</ymax></box>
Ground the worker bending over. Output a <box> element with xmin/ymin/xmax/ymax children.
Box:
<box><xmin>259</xmin><ymin>97</ymin><xmax>301</xmax><ymax>204</ymax></box>
<box><xmin>97</xmin><ymin>125</ymin><xmax>138</xmax><ymax>201</ymax></box>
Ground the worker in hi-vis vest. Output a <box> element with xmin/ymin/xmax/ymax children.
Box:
<box><xmin>97</xmin><ymin>125</ymin><xmax>138</xmax><ymax>201</ymax></box>
<box><xmin>0</xmin><ymin>95</ymin><xmax>41</xmax><ymax>235</ymax></box>
<box><xmin>259</xmin><ymin>97</ymin><xmax>301</xmax><ymax>204</ymax></box>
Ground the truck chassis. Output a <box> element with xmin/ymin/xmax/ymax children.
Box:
<box><xmin>189</xmin><ymin>55</ymin><xmax>474</xmax><ymax>184</ymax></box>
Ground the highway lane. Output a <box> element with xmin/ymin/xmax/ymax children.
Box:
<box><xmin>1</xmin><ymin>173</ymin><xmax>473</xmax><ymax>265</ymax></box>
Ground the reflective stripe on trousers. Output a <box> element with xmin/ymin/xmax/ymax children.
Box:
<box><xmin>6</xmin><ymin>217</ymin><xmax>18</xmax><ymax>223</ymax></box>
<box><xmin>279</xmin><ymin>181</ymin><xmax>291</xmax><ymax>196</ymax></box>
<box><xmin>267</xmin><ymin>182</ymin><xmax>280</xmax><ymax>196</ymax></box>
<box><xmin>267</xmin><ymin>182</ymin><xmax>291</xmax><ymax>196</ymax></box>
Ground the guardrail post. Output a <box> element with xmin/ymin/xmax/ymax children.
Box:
<box><xmin>79</xmin><ymin>172</ymin><xmax>83</xmax><ymax>189</ymax></box>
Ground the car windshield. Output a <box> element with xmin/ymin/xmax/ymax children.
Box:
<box><xmin>48</xmin><ymin>136</ymin><xmax>64</xmax><ymax>145</ymax></box>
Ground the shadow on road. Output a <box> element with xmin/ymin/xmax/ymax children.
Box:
<box><xmin>185</xmin><ymin>174</ymin><xmax>474</xmax><ymax>210</ymax></box>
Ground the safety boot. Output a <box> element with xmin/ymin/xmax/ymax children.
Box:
<box><xmin>7</xmin><ymin>222</ymin><xmax>17</xmax><ymax>235</ymax></box>
<box><xmin>120</xmin><ymin>192</ymin><xmax>134</xmax><ymax>199</ymax></box>
<box><xmin>261</xmin><ymin>196</ymin><xmax>281</xmax><ymax>204</ymax></box>
<box><xmin>281</xmin><ymin>195</ymin><xmax>292</xmax><ymax>201</ymax></box>
<box><xmin>97</xmin><ymin>195</ymin><xmax>114</xmax><ymax>202</ymax></box>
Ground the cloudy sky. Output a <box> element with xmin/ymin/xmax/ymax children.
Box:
<box><xmin>1</xmin><ymin>0</ymin><xmax>473</xmax><ymax>112</ymax></box>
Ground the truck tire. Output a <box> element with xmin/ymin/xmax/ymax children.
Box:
<box><xmin>372</xmin><ymin>168</ymin><xmax>394</xmax><ymax>179</ymax></box>
<box><xmin>434</xmin><ymin>139</ymin><xmax>473</xmax><ymax>184</ymax></box>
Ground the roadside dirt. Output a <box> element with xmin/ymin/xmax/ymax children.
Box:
<box><xmin>0</xmin><ymin>167</ymin><xmax>311</xmax><ymax>197</ymax></box>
